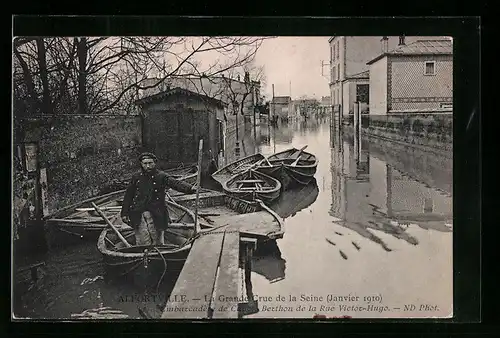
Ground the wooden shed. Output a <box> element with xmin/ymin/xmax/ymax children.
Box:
<box><xmin>135</xmin><ymin>87</ymin><xmax>226</xmax><ymax>176</ymax></box>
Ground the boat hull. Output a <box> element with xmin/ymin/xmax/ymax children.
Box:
<box><xmin>97</xmin><ymin>203</ymin><xmax>197</xmax><ymax>284</ymax></box>
<box><xmin>211</xmin><ymin>153</ymin><xmax>266</xmax><ymax>186</ymax></box>
<box><xmin>173</xmin><ymin>189</ymin><xmax>284</xmax><ymax>243</ymax></box>
<box><xmin>100</xmin><ymin>229</ymin><xmax>191</xmax><ymax>287</ymax></box>
<box><xmin>256</xmin><ymin>147</ymin><xmax>318</xmax><ymax>190</ymax></box>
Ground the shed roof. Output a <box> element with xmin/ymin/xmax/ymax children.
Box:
<box><xmin>346</xmin><ymin>70</ymin><xmax>369</xmax><ymax>80</ymax></box>
<box><xmin>273</xmin><ymin>96</ymin><xmax>292</xmax><ymax>104</ymax></box>
<box><xmin>367</xmin><ymin>39</ymin><xmax>453</xmax><ymax>65</ymax></box>
<box><xmin>135</xmin><ymin>87</ymin><xmax>227</xmax><ymax>108</ymax></box>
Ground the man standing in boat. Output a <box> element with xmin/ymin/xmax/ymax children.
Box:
<box><xmin>120</xmin><ymin>152</ymin><xmax>197</xmax><ymax>246</ymax></box>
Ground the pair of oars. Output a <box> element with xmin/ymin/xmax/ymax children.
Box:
<box><xmin>288</xmin><ymin>145</ymin><xmax>308</xmax><ymax>166</ymax></box>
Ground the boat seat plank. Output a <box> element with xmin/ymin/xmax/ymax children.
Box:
<box><xmin>212</xmin><ymin>231</ymin><xmax>240</xmax><ymax>319</ymax></box>
<box><xmin>234</xmin><ymin>179</ymin><xmax>266</xmax><ymax>184</ymax></box>
<box><xmin>161</xmin><ymin>232</ymin><xmax>225</xmax><ymax>319</ymax></box>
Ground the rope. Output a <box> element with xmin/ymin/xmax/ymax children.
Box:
<box><xmin>153</xmin><ymin>246</ymin><xmax>168</xmax><ymax>295</ymax></box>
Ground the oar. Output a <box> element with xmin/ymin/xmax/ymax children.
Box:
<box><xmin>91</xmin><ymin>202</ymin><xmax>132</xmax><ymax>248</ymax></box>
<box><xmin>290</xmin><ymin>145</ymin><xmax>308</xmax><ymax>166</ymax></box>
<box><xmin>75</xmin><ymin>206</ymin><xmax>122</xmax><ymax>212</ymax></box>
<box><xmin>193</xmin><ymin>139</ymin><xmax>204</xmax><ymax>238</ymax></box>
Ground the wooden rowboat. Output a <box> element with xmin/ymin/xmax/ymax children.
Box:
<box><xmin>172</xmin><ymin>189</ymin><xmax>284</xmax><ymax>243</ymax></box>
<box><xmin>44</xmin><ymin>190</ymin><xmax>130</xmax><ymax>247</ymax></box>
<box><xmin>165</xmin><ymin>164</ymin><xmax>198</xmax><ymax>186</ymax></box>
<box><xmin>44</xmin><ymin>186</ymin><xmax>216</xmax><ymax>247</ymax></box>
<box><xmin>211</xmin><ymin>153</ymin><xmax>266</xmax><ymax>187</ymax></box>
<box><xmin>256</xmin><ymin>147</ymin><xmax>318</xmax><ymax>190</ymax></box>
<box><xmin>223</xmin><ymin>169</ymin><xmax>281</xmax><ymax>205</ymax></box>
<box><xmin>97</xmin><ymin>200</ymin><xmax>202</xmax><ymax>282</ymax></box>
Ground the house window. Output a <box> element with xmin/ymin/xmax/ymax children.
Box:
<box><xmin>337</xmin><ymin>41</ymin><xmax>340</xmax><ymax>59</ymax></box>
<box><xmin>424</xmin><ymin>61</ymin><xmax>436</xmax><ymax>76</ymax></box>
<box><xmin>337</xmin><ymin>66</ymin><xmax>340</xmax><ymax>81</ymax></box>
<box><xmin>356</xmin><ymin>84</ymin><xmax>369</xmax><ymax>104</ymax></box>
<box><xmin>332</xmin><ymin>66</ymin><xmax>336</xmax><ymax>82</ymax></box>
<box><xmin>332</xmin><ymin>44</ymin><xmax>336</xmax><ymax>61</ymax></box>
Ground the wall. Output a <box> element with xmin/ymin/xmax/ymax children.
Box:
<box><xmin>390</xmin><ymin>55</ymin><xmax>453</xmax><ymax>111</ymax></box>
<box><xmin>369</xmin><ymin>57</ymin><xmax>388</xmax><ymax>115</ymax></box>
<box><xmin>21</xmin><ymin>115</ymin><xmax>142</xmax><ymax>214</ymax></box>
<box><xmin>345</xmin><ymin>113</ymin><xmax>453</xmax><ymax>154</ymax></box>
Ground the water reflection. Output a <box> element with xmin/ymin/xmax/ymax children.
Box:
<box><xmin>252</xmin><ymin>240</ymin><xmax>286</xmax><ymax>284</ymax></box>
<box><xmin>270</xmin><ymin>179</ymin><xmax>320</xmax><ymax>219</ymax></box>
<box><xmin>16</xmin><ymin>117</ymin><xmax>453</xmax><ymax>319</ymax></box>
<box><xmin>329</xmin><ymin>125</ymin><xmax>453</xmax><ymax>252</ymax></box>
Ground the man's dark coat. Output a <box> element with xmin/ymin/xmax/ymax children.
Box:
<box><xmin>120</xmin><ymin>169</ymin><xmax>195</xmax><ymax>230</ymax></box>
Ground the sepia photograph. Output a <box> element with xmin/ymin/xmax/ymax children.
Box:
<box><xmin>12</xmin><ymin>33</ymin><xmax>454</xmax><ymax>320</ymax></box>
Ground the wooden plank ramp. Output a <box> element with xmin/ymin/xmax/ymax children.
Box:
<box><xmin>161</xmin><ymin>230</ymin><xmax>257</xmax><ymax>319</ymax></box>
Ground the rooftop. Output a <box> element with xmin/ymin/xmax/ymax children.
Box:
<box><xmin>367</xmin><ymin>39</ymin><xmax>453</xmax><ymax>65</ymax></box>
<box><xmin>273</xmin><ymin>96</ymin><xmax>292</xmax><ymax>104</ymax></box>
<box><xmin>135</xmin><ymin>87</ymin><xmax>227</xmax><ymax>108</ymax></box>
<box><xmin>346</xmin><ymin>70</ymin><xmax>370</xmax><ymax>80</ymax></box>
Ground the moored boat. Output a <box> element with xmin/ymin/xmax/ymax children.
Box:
<box><xmin>211</xmin><ymin>153</ymin><xmax>266</xmax><ymax>187</ymax></box>
<box><xmin>172</xmin><ymin>189</ymin><xmax>284</xmax><ymax>243</ymax></box>
<box><xmin>97</xmin><ymin>200</ymin><xmax>202</xmax><ymax>284</ymax></box>
<box><xmin>256</xmin><ymin>146</ymin><xmax>318</xmax><ymax>190</ymax></box>
<box><xmin>223</xmin><ymin>169</ymin><xmax>281</xmax><ymax>205</ymax></box>
<box><xmin>44</xmin><ymin>190</ymin><xmax>130</xmax><ymax>246</ymax></box>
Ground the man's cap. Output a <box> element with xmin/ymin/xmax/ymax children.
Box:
<box><xmin>139</xmin><ymin>152</ymin><xmax>158</xmax><ymax>162</ymax></box>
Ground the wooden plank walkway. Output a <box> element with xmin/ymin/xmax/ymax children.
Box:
<box><xmin>161</xmin><ymin>230</ymin><xmax>257</xmax><ymax>319</ymax></box>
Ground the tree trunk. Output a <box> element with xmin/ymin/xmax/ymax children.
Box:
<box><xmin>36</xmin><ymin>38</ymin><xmax>52</xmax><ymax>115</ymax></box>
<box><xmin>57</xmin><ymin>38</ymin><xmax>78</xmax><ymax>114</ymax></box>
<box><xmin>77</xmin><ymin>37</ymin><xmax>88</xmax><ymax>114</ymax></box>
<box><xmin>13</xmin><ymin>48</ymin><xmax>38</xmax><ymax>116</ymax></box>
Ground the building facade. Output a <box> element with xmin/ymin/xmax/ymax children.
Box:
<box><xmin>319</xmin><ymin>96</ymin><xmax>332</xmax><ymax>116</ymax></box>
<box><xmin>272</xmin><ymin>96</ymin><xmax>292</xmax><ymax>120</ymax></box>
<box><xmin>328</xmin><ymin>36</ymin><xmax>449</xmax><ymax>116</ymax></box>
<box><xmin>367</xmin><ymin>39</ymin><xmax>453</xmax><ymax>114</ymax></box>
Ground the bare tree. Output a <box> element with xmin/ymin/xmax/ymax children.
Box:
<box><xmin>13</xmin><ymin>36</ymin><xmax>273</xmax><ymax>116</ymax></box>
<box><xmin>220</xmin><ymin>62</ymin><xmax>266</xmax><ymax>116</ymax></box>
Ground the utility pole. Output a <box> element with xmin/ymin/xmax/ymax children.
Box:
<box><xmin>321</xmin><ymin>60</ymin><xmax>330</xmax><ymax>80</ymax></box>
<box><xmin>272</xmin><ymin>84</ymin><xmax>275</xmax><ymax>124</ymax></box>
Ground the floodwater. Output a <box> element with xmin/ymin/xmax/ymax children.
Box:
<box><xmin>13</xmin><ymin>117</ymin><xmax>453</xmax><ymax>320</ymax></box>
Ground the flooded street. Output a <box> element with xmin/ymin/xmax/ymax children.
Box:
<box><xmin>14</xmin><ymin>118</ymin><xmax>453</xmax><ymax>319</ymax></box>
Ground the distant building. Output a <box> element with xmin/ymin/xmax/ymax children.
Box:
<box><xmin>272</xmin><ymin>96</ymin><xmax>292</xmax><ymax>120</ymax></box>
<box><xmin>367</xmin><ymin>39</ymin><xmax>453</xmax><ymax>114</ymax></box>
<box><xmin>328</xmin><ymin>36</ymin><xmax>449</xmax><ymax>116</ymax></box>
<box><xmin>319</xmin><ymin>96</ymin><xmax>332</xmax><ymax>116</ymax></box>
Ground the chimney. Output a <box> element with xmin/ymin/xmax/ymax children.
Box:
<box><xmin>398</xmin><ymin>35</ymin><xmax>406</xmax><ymax>46</ymax></box>
<box><xmin>381</xmin><ymin>36</ymin><xmax>388</xmax><ymax>53</ymax></box>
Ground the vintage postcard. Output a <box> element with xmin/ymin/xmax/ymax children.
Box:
<box><xmin>12</xmin><ymin>35</ymin><xmax>453</xmax><ymax>320</ymax></box>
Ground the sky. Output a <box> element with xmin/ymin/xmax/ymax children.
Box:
<box><xmin>94</xmin><ymin>37</ymin><xmax>332</xmax><ymax>101</ymax></box>
<box><xmin>254</xmin><ymin>37</ymin><xmax>331</xmax><ymax>100</ymax></box>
